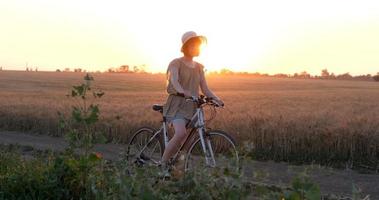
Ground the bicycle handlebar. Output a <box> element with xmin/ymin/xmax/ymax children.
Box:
<box><xmin>175</xmin><ymin>92</ymin><xmax>224</xmax><ymax>107</ymax></box>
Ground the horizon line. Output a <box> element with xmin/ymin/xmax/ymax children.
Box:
<box><xmin>1</xmin><ymin>68</ymin><xmax>378</xmax><ymax>77</ymax></box>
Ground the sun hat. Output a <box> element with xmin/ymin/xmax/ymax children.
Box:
<box><xmin>181</xmin><ymin>31</ymin><xmax>207</xmax><ymax>50</ymax></box>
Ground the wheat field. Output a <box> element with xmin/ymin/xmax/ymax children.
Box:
<box><xmin>1</xmin><ymin>71</ymin><xmax>378</xmax><ymax>169</ymax></box>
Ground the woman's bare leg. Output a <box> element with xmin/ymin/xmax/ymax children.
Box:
<box><xmin>161</xmin><ymin>119</ymin><xmax>187</xmax><ymax>162</ymax></box>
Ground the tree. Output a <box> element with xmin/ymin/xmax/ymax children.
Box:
<box><xmin>273</xmin><ymin>73</ymin><xmax>289</xmax><ymax>78</ymax></box>
<box><xmin>220</xmin><ymin>68</ymin><xmax>234</xmax><ymax>75</ymax></box>
<box><xmin>299</xmin><ymin>71</ymin><xmax>311</xmax><ymax>79</ymax></box>
<box><xmin>373</xmin><ymin>74</ymin><xmax>379</xmax><ymax>82</ymax></box>
<box><xmin>133</xmin><ymin>65</ymin><xmax>147</xmax><ymax>73</ymax></box>
<box><xmin>74</xmin><ymin>68</ymin><xmax>82</xmax><ymax>73</ymax></box>
<box><xmin>118</xmin><ymin>65</ymin><xmax>129</xmax><ymax>73</ymax></box>
<box><xmin>336</xmin><ymin>73</ymin><xmax>353</xmax><ymax>80</ymax></box>
<box><xmin>321</xmin><ymin>69</ymin><xmax>330</xmax><ymax>79</ymax></box>
<box><xmin>107</xmin><ymin>68</ymin><xmax>115</xmax><ymax>73</ymax></box>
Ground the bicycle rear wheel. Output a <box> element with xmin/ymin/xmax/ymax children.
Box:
<box><xmin>126</xmin><ymin>127</ymin><xmax>164</xmax><ymax>167</ymax></box>
<box><xmin>185</xmin><ymin>130</ymin><xmax>239</xmax><ymax>173</ymax></box>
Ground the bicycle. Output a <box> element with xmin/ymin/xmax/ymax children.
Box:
<box><xmin>126</xmin><ymin>93</ymin><xmax>239</xmax><ymax>174</ymax></box>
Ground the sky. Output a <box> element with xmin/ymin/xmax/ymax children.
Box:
<box><xmin>1</xmin><ymin>0</ymin><xmax>379</xmax><ymax>75</ymax></box>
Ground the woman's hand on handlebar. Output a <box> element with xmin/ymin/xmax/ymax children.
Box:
<box><xmin>175</xmin><ymin>93</ymin><xmax>224</xmax><ymax>107</ymax></box>
<box><xmin>212</xmin><ymin>98</ymin><xmax>224</xmax><ymax>107</ymax></box>
<box><xmin>205</xmin><ymin>96</ymin><xmax>225</xmax><ymax>107</ymax></box>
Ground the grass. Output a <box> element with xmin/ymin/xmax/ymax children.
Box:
<box><xmin>1</xmin><ymin>144</ymin><xmax>370</xmax><ymax>200</ymax></box>
<box><xmin>0</xmin><ymin>144</ymin><xmax>252</xmax><ymax>200</ymax></box>
<box><xmin>0</xmin><ymin>71</ymin><xmax>379</xmax><ymax>169</ymax></box>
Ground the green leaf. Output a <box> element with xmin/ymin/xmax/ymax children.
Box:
<box><xmin>226</xmin><ymin>190</ymin><xmax>240</xmax><ymax>200</ymax></box>
<box><xmin>304</xmin><ymin>185</ymin><xmax>321</xmax><ymax>200</ymax></box>
<box><xmin>71</xmin><ymin>90</ymin><xmax>78</xmax><ymax>97</ymax></box>
<box><xmin>223</xmin><ymin>167</ymin><xmax>230</xmax><ymax>176</ymax></box>
<box><xmin>64</xmin><ymin>129</ymin><xmax>79</xmax><ymax>148</ymax></box>
<box><xmin>292</xmin><ymin>176</ymin><xmax>302</xmax><ymax>191</ymax></box>
<box><xmin>84</xmin><ymin>105</ymin><xmax>99</xmax><ymax>124</ymax></box>
<box><xmin>89</xmin><ymin>152</ymin><xmax>101</xmax><ymax>162</ymax></box>
<box><xmin>94</xmin><ymin>133</ymin><xmax>107</xmax><ymax>144</ymax></box>
<box><xmin>58</xmin><ymin>120</ymin><xmax>65</xmax><ymax>129</ymax></box>
<box><xmin>72</xmin><ymin>107</ymin><xmax>82</xmax><ymax>122</ymax></box>
<box><xmin>73</xmin><ymin>85</ymin><xmax>84</xmax><ymax>96</ymax></box>
<box><xmin>288</xmin><ymin>192</ymin><xmax>302</xmax><ymax>200</ymax></box>
<box><xmin>139</xmin><ymin>186</ymin><xmax>156</xmax><ymax>200</ymax></box>
<box><xmin>93</xmin><ymin>91</ymin><xmax>105</xmax><ymax>98</ymax></box>
<box><xmin>57</xmin><ymin>111</ymin><xmax>66</xmax><ymax>129</ymax></box>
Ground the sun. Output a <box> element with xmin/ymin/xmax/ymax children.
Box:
<box><xmin>196</xmin><ymin>37</ymin><xmax>254</xmax><ymax>73</ymax></box>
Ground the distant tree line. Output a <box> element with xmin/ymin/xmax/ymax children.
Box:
<box><xmin>106</xmin><ymin>65</ymin><xmax>148</xmax><ymax>74</ymax></box>
<box><xmin>209</xmin><ymin>68</ymin><xmax>379</xmax><ymax>82</ymax></box>
<box><xmin>55</xmin><ymin>65</ymin><xmax>149</xmax><ymax>74</ymax></box>
<box><xmin>55</xmin><ymin>68</ymin><xmax>87</xmax><ymax>73</ymax></box>
<box><xmin>42</xmin><ymin>65</ymin><xmax>379</xmax><ymax>82</ymax></box>
<box><xmin>25</xmin><ymin>67</ymin><xmax>38</xmax><ymax>72</ymax></box>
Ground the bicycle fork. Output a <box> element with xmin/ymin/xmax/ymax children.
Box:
<box><xmin>198</xmin><ymin>128</ymin><xmax>216</xmax><ymax>167</ymax></box>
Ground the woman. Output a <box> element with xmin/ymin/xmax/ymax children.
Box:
<box><xmin>161</xmin><ymin>31</ymin><xmax>224</xmax><ymax>174</ymax></box>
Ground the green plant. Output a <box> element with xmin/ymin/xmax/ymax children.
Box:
<box><xmin>0</xmin><ymin>144</ymin><xmax>251</xmax><ymax>200</ymax></box>
<box><xmin>56</xmin><ymin>73</ymin><xmax>107</xmax><ymax>199</ymax></box>
<box><xmin>286</xmin><ymin>172</ymin><xmax>321</xmax><ymax>200</ymax></box>
<box><xmin>58</xmin><ymin>73</ymin><xmax>106</xmax><ymax>156</ymax></box>
<box><xmin>261</xmin><ymin>170</ymin><xmax>321</xmax><ymax>200</ymax></box>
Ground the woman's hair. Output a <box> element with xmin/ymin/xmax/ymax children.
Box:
<box><xmin>181</xmin><ymin>37</ymin><xmax>203</xmax><ymax>55</ymax></box>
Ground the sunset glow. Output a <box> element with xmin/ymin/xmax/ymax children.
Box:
<box><xmin>1</xmin><ymin>0</ymin><xmax>379</xmax><ymax>75</ymax></box>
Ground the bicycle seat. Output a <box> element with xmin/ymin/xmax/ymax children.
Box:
<box><xmin>152</xmin><ymin>104</ymin><xmax>163</xmax><ymax>113</ymax></box>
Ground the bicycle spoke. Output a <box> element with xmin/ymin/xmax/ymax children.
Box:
<box><xmin>139</xmin><ymin>134</ymin><xmax>146</xmax><ymax>150</ymax></box>
<box><xmin>126</xmin><ymin>127</ymin><xmax>163</xmax><ymax>167</ymax></box>
<box><xmin>149</xmin><ymin>141</ymin><xmax>159</xmax><ymax>158</ymax></box>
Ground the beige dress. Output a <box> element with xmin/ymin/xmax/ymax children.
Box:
<box><xmin>162</xmin><ymin>58</ymin><xmax>204</xmax><ymax>120</ymax></box>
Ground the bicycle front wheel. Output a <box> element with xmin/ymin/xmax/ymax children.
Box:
<box><xmin>185</xmin><ymin>130</ymin><xmax>239</xmax><ymax>173</ymax></box>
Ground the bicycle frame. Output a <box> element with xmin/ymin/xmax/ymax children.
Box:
<box><xmin>162</xmin><ymin>98</ymin><xmax>217</xmax><ymax>167</ymax></box>
<box><xmin>137</xmin><ymin>96</ymin><xmax>217</xmax><ymax>167</ymax></box>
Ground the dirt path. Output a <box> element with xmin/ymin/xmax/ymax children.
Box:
<box><xmin>0</xmin><ymin>131</ymin><xmax>378</xmax><ymax>199</ymax></box>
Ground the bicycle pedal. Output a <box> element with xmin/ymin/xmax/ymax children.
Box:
<box><xmin>135</xmin><ymin>157</ymin><xmax>147</xmax><ymax>166</ymax></box>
